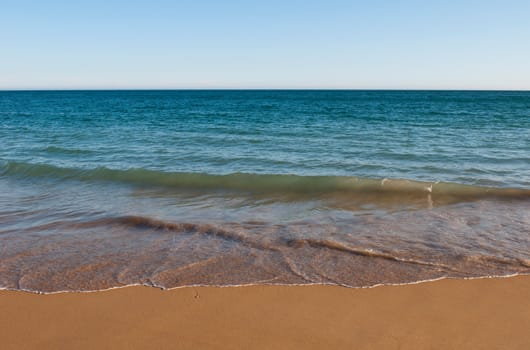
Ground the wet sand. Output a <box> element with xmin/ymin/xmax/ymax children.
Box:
<box><xmin>1</xmin><ymin>276</ymin><xmax>530</xmax><ymax>349</ymax></box>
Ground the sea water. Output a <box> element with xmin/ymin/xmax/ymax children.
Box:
<box><xmin>1</xmin><ymin>90</ymin><xmax>529</xmax><ymax>292</ymax></box>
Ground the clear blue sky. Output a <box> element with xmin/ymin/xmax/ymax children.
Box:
<box><xmin>2</xmin><ymin>0</ymin><xmax>529</xmax><ymax>89</ymax></box>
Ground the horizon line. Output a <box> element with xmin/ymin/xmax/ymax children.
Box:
<box><xmin>1</xmin><ymin>88</ymin><xmax>530</xmax><ymax>92</ymax></box>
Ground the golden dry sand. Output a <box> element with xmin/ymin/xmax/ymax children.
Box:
<box><xmin>1</xmin><ymin>276</ymin><xmax>530</xmax><ymax>349</ymax></box>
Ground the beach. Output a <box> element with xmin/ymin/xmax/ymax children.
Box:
<box><xmin>2</xmin><ymin>276</ymin><xmax>530</xmax><ymax>349</ymax></box>
<box><xmin>3</xmin><ymin>0</ymin><xmax>530</xmax><ymax>347</ymax></box>
<box><xmin>1</xmin><ymin>90</ymin><xmax>529</xmax><ymax>348</ymax></box>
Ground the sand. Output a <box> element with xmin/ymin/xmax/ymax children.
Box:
<box><xmin>1</xmin><ymin>276</ymin><xmax>530</xmax><ymax>349</ymax></box>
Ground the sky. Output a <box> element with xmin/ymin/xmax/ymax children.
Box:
<box><xmin>1</xmin><ymin>0</ymin><xmax>530</xmax><ymax>90</ymax></box>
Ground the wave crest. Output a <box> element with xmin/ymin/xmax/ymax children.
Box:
<box><xmin>1</xmin><ymin>160</ymin><xmax>529</xmax><ymax>200</ymax></box>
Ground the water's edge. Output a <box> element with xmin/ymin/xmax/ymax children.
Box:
<box><xmin>2</xmin><ymin>273</ymin><xmax>527</xmax><ymax>295</ymax></box>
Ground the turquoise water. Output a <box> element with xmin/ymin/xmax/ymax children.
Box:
<box><xmin>1</xmin><ymin>90</ymin><xmax>529</xmax><ymax>292</ymax></box>
<box><xmin>2</xmin><ymin>90</ymin><xmax>529</xmax><ymax>186</ymax></box>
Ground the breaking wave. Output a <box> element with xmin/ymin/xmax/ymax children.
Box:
<box><xmin>2</xmin><ymin>161</ymin><xmax>529</xmax><ymax>201</ymax></box>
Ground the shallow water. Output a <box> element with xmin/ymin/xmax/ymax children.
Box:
<box><xmin>1</xmin><ymin>90</ymin><xmax>529</xmax><ymax>292</ymax></box>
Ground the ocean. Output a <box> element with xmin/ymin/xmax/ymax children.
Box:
<box><xmin>1</xmin><ymin>90</ymin><xmax>529</xmax><ymax>293</ymax></box>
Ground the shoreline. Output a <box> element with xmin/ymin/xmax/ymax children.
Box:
<box><xmin>2</xmin><ymin>272</ymin><xmax>527</xmax><ymax>295</ymax></box>
<box><xmin>2</xmin><ymin>276</ymin><xmax>530</xmax><ymax>349</ymax></box>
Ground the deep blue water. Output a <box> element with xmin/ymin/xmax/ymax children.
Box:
<box><xmin>1</xmin><ymin>90</ymin><xmax>529</xmax><ymax>187</ymax></box>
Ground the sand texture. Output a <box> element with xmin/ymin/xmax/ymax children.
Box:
<box><xmin>1</xmin><ymin>276</ymin><xmax>530</xmax><ymax>349</ymax></box>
